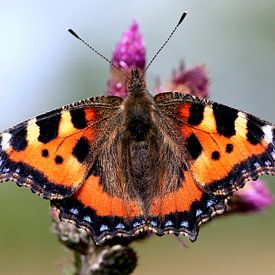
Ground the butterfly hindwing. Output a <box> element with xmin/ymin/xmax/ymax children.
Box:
<box><xmin>53</xmin><ymin>167</ymin><xmax>225</xmax><ymax>244</ymax></box>
<box><xmin>52</xmin><ymin>173</ymin><xmax>144</xmax><ymax>245</ymax></box>
<box><xmin>155</xmin><ymin>92</ymin><xmax>275</xmax><ymax>196</ymax></box>
<box><xmin>0</xmin><ymin>96</ymin><xmax>122</xmax><ymax>199</ymax></box>
<box><xmin>148</xmin><ymin>168</ymin><xmax>225</xmax><ymax>241</ymax></box>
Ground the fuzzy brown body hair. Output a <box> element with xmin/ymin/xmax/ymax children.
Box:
<box><xmin>92</xmin><ymin>89</ymin><xmax>185</xmax><ymax>215</ymax></box>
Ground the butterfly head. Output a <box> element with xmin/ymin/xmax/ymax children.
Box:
<box><xmin>127</xmin><ymin>68</ymin><xmax>146</xmax><ymax>93</ymax></box>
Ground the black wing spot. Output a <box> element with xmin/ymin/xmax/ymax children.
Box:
<box><xmin>36</xmin><ymin>112</ymin><xmax>61</xmax><ymax>144</ymax></box>
<box><xmin>72</xmin><ymin>137</ymin><xmax>90</xmax><ymax>163</ymax></box>
<box><xmin>55</xmin><ymin>155</ymin><xmax>64</xmax><ymax>164</ymax></box>
<box><xmin>42</xmin><ymin>149</ymin><xmax>49</xmax><ymax>157</ymax></box>
<box><xmin>225</xmin><ymin>143</ymin><xmax>233</xmax><ymax>153</ymax></box>
<box><xmin>246</xmin><ymin>114</ymin><xmax>265</xmax><ymax>145</ymax></box>
<box><xmin>213</xmin><ymin>103</ymin><xmax>238</xmax><ymax>138</ymax></box>
<box><xmin>10</xmin><ymin>126</ymin><xmax>28</xmax><ymax>151</ymax></box>
<box><xmin>187</xmin><ymin>104</ymin><xmax>204</xmax><ymax>126</ymax></box>
<box><xmin>211</xmin><ymin>151</ymin><xmax>220</xmax><ymax>160</ymax></box>
<box><xmin>70</xmin><ymin>109</ymin><xmax>88</xmax><ymax>129</ymax></box>
<box><xmin>186</xmin><ymin>134</ymin><xmax>202</xmax><ymax>160</ymax></box>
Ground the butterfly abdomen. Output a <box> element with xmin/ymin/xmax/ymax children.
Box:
<box><xmin>122</xmin><ymin>134</ymin><xmax>160</xmax><ymax>212</ymax></box>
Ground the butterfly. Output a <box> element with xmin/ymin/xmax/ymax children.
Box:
<box><xmin>0</xmin><ymin>67</ymin><xmax>274</xmax><ymax>245</ymax></box>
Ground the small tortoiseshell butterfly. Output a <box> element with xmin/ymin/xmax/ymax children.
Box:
<box><xmin>0</xmin><ymin>68</ymin><xmax>274</xmax><ymax>245</ymax></box>
<box><xmin>1</xmin><ymin>14</ymin><xmax>275</xmax><ymax>245</ymax></box>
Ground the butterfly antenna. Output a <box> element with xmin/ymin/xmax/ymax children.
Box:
<box><xmin>68</xmin><ymin>28</ymin><xmax>131</xmax><ymax>80</ymax></box>
<box><xmin>141</xmin><ymin>11</ymin><xmax>187</xmax><ymax>79</ymax></box>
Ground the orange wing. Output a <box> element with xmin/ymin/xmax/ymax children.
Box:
<box><xmin>53</xmin><ymin>168</ymin><xmax>225</xmax><ymax>244</ymax></box>
<box><xmin>52</xmin><ymin>174</ymin><xmax>144</xmax><ymax>245</ymax></box>
<box><xmin>147</xmin><ymin>168</ymin><xmax>225</xmax><ymax>241</ymax></box>
<box><xmin>0</xmin><ymin>96</ymin><xmax>122</xmax><ymax>199</ymax></box>
<box><xmin>155</xmin><ymin>92</ymin><xmax>275</xmax><ymax>196</ymax></box>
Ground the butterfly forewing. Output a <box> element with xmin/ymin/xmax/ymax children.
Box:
<box><xmin>0</xmin><ymin>96</ymin><xmax>122</xmax><ymax>199</ymax></box>
<box><xmin>155</xmin><ymin>92</ymin><xmax>275</xmax><ymax>196</ymax></box>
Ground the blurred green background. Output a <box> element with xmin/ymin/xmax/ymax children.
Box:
<box><xmin>0</xmin><ymin>1</ymin><xmax>275</xmax><ymax>274</ymax></box>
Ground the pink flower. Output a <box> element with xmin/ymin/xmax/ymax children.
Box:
<box><xmin>112</xmin><ymin>21</ymin><xmax>145</xmax><ymax>70</ymax></box>
<box><xmin>107</xmin><ymin>21</ymin><xmax>145</xmax><ymax>98</ymax></box>
<box><xmin>227</xmin><ymin>180</ymin><xmax>274</xmax><ymax>213</ymax></box>
<box><xmin>162</xmin><ymin>62</ymin><xmax>209</xmax><ymax>97</ymax></box>
<box><xmin>107</xmin><ymin>21</ymin><xmax>209</xmax><ymax>99</ymax></box>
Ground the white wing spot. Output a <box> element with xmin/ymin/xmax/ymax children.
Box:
<box><xmin>115</xmin><ymin>223</ymin><xmax>125</xmax><ymax>229</ymax></box>
<box><xmin>1</xmin><ymin>133</ymin><xmax>12</xmax><ymax>150</ymax></box>
<box><xmin>83</xmin><ymin>216</ymin><xmax>92</xmax><ymax>223</ymax></box>
<box><xmin>69</xmin><ymin>207</ymin><xmax>79</xmax><ymax>215</ymax></box>
<box><xmin>207</xmin><ymin>200</ymin><xmax>215</xmax><ymax>208</ymax></box>
<box><xmin>180</xmin><ymin>221</ymin><xmax>189</xmax><ymax>228</ymax></box>
<box><xmin>15</xmin><ymin>168</ymin><xmax>20</xmax><ymax>173</ymax></box>
<box><xmin>164</xmin><ymin>220</ymin><xmax>174</xmax><ymax>227</ymax></box>
<box><xmin>99</xmin><ymin>224</ymin><xmax>109</xmax><ymax>232</ymax></box>
<box><xmin>262</xmin><ymin>125</ymin><xmax>273</xmax><ymax>143</ymax></box>
<box><xmin>132</xmin><ymin>221</ymin><xmax>141</xmax><ymax>228</ymax></box>
<box><xmin>196</xmin><ymin>209</ymin><xmax>203</xmax><ymax>217</ymax></box>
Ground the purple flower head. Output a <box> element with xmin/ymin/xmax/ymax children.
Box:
<box><xmin>112</xmin><ymin>21</ymin><xmax>145</xmax><ymax>70</ymax></box>
<box><xmin>163</xmin><ymin>62</ymin><xmax>209</xmax><ymax>98</ymax></box>
<box><xmin>107</xmin><ymin>21</ymin><xmax>146</xmax><ymax>98</ymax></box>
<box><xmin>228</xmin><ymin>180</ymin><xmax>274</xmax><ymax>213</ymax></box>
